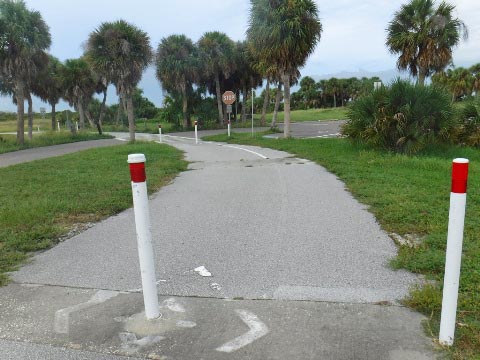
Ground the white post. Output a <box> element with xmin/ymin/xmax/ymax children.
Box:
<box><xmin>76</xmin><ymin>121</ymin><xmax>79</xmax><ymax>131</ymax></box>
<box><xmin>57</xmin><ymin>121</ymin><xmax>60</xmax><ymax>132</ymax></box>
<box><xmin>127</xmin><ymin>154</ymin><xmax>160</xmax><ymax>320</ymax></box>
<box><xmin>228</xmin><ymin>118</ymin><xmax>231</xmax><ymax>138</ymax></box>
<box><xmin>251</xmin><ymin>89</ymin><xmax>254</xmax><ymax>137</ymax></box>
<box><xmin>195</xmin><ymin>121</ymin><xmax>198</xmax><ymax>144</ymax></box>
<box><xmin>439</xmin><ymin>158</ymin><xmax>469</xmax><ymax>346</ymax></box>
<box><xmin>158</xmin><ymin>124</ymin><xmax>162</xmax><ymax>143</ymax></box>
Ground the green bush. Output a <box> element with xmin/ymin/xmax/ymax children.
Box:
<box><xmin>342</xmin><ymin>79</ymin><xmax>455</xmax><ymax>154</ymax></box>
<box><xmin>452</xmin><ymin>99</ymin><xmax>480</xmax><ymax>147</ymax></box>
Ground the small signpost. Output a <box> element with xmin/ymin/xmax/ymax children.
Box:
<box><xmin>222</xmin><ymin>91</ymin><xmax>236</xmax><ymax>137</ymax></box>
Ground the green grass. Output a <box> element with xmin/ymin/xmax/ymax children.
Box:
<box><xmin>0</xmin><ymin>142</ymin><xmax>188</xmax><ymax>286</ymax></box>
<box><xmin>0</xmin><ymin>116</ymin><xmax>52</xmax><ymax>132</ymax></box>
<box><xmin>203</xmin><ymin>132</ymin><xmax>480</xmax><ymax>359</ymax></box>
<box><xmin>0</xmin><ymin>131</ymin><xmax>112</xmax><ymax>154</ymax></box>
<box><xmin>255</xmin><ymin>107</ymin><xmax>348</xmax><ymax>123</ymax></box>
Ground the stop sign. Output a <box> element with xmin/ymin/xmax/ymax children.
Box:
<box><xmin>222</xmin><ymin>91</ymin><xmax>236</xmax><ymax>105</ymax></box>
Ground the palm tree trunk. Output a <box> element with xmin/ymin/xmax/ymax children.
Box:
<box><xmin>27</xmin><ymin>92</ymin><xmax>33</xmax><ymax>140</ymax></box>
<box><xmin>241</xmin><ymin>85</ymin><xmax>247</xmax><ymax>123</ymax></box>
<box><xmin>85</xmin><ymin>107</ymin><xmax>95</xmax><ymax>128</ymax></box>
<box><xmin>51</xmin><ymin>103</ymin><xmax>56</xmax><ymax>131</ymax></box>
<box><xmin>15</xmin><ymin>80</ymin><xmax>25</xmax><ymax>145</ymax></box>
<box><xmin>126</xmin><ymin>93</ymin><xmax>135</xmax><ymax>142</ymax></box>
<box><xmin>333</xmin><ymin>93</ymin><xmax>337</xmax><ymax>108</ymax></box>
<box><xmin>261</xmin><ymin>79</ymin><xmax>270</xmax><ymax>127</ymax></box>
<box><xmin>271</xmin><ymin>82</ymin><xmax>282</xmax><ymax>129</ymax></box>
<box><xmin>282</xmin><ymin>73</ymin><xmax>291</xmax><ymax>138</ymax></box>
<box><xmin>215</xmin><ymin>72</ymin><xmax>223</xmax><ymax>124</ymax></box>
<box><xmin>418</xmin><ymin>69</ymin><xmax>427</xmax><ymax>87</ymax></box>
<box><xmin>77</xmin><ymin>98</ymin><xmax>85</xmax><ymax>129</ymax></box>
<box><xmin>181</xmin><ymin>83</ymin><xmax>188</xmax><ymax>129</ymax></box>
<box><xmin>85</xmin><ymin>110</ymin><xmax>95</xmax><ymax>129</ymax></box>
<box><xmin>98</xmin><ymin>89</ymin><xmax>107</xmax><ymax>128</ymax></box>
<box><xmin>115</xmin><ymin>95</ymin><xmax>122</xmax><ymax>126</ymax></box>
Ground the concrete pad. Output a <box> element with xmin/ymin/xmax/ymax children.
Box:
<box><xmin>0</xmin><ymin>284</ymin><xmax>438</xmax><ymax>359</ymax></box>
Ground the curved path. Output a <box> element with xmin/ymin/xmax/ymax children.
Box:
<box><xmin>0</xmin><ymin>130</ymin><xmax>437</xmax><ymax>359</ymax></box>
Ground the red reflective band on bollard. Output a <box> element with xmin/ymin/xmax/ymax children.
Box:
<box><xmin>451</xmin><ymin>161</ymin><xmax>469</xmax><ymax>194</ymax></box>
<box><xmin>130</xmin><ymin>162</ymin><xmax>146</xmax><ymax>183</ymax></box>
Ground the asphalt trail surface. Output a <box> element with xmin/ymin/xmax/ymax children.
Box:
<box><xmin>2</xmin><ymin>129</ymin><xmax>437</xmax><ymax>359</ymax></box>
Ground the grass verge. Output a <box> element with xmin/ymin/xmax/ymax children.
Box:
<box><xmin>0</xmin><ymin>142</ymin><xmax>188</xmax><ymax>285</ymax></box>
<box><xmin>203</xmin><ymin>132</ymin><xmax>479</xmax><ymax>359</ymax></box>
<box><xmin>0</xmin><ymin>131</ymin><xmax>113</xmax><ymax>154</ymax></box>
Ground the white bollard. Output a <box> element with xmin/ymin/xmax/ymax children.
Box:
<box><xmin>128</xmin><ymin>154</ymin><xmax>160</xmax><ymax>320</ymax></box>
<box><xmin>76</xmin><ymin>121</ymin><xmax>79</xmax><ymax>131</ymax></box>
<box><xmin>439</xmin><ymin>158</ymin><xmax>469</xmax><ymax>346</ymax></box>
<box><xmin>158</xmin><ymin>124</ymin><xmax>162</xmax><ymax>143</ymax></box>
<box><xmin>57</xmin><ymin>121</ymin><xmax>60</xmax><ymax>132</ymax></box>
<box><xmin>194</xmin><ymin>120</ymin><xmax>198</xmax><ymax>144</ymax></box>
<box><xmin>228</xmin><ymin>119</ymin><xmax>231</xmax><ymax>137</ymax></box>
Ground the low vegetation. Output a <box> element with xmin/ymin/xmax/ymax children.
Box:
<box><xmin>343</xmin><ymin>80</ymin><xmax>480</xmax><ymax>155</ymax></box>
<box><xmin>0</xmin><ymin>142</ymin><xmax>188</xmax><ymax>285</ymax></box>
<box><xmin>203</xmin><ymin>132</ymin><xmax>479</xmax><ymax>359</ymax></box>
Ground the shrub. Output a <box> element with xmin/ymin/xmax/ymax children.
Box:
<box><xmin>342</xmin><ymin>79</ymin><xmax>455</xmax><ymax>154</ymax></box>
<box><xmin>452</xmin><ymin>99</ymin><xmax>480</xmax><ymax>147</ymax></box>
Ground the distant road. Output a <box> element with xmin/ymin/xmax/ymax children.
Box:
<box><xmin>276</xmin><ymin>120</ymin><xmax>345</xmax><ymax>138</ymax></box>
<box><xmin>0</xmin><ymin>139</ymin><xmax>122</xmax><ymax>168</ymax></box>
<box><xmin>0</xmin><ymin>121</ymin><xmax>345</xmax><ymax>168</ymax></box>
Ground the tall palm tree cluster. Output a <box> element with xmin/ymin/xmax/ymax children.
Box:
<box><xmin>290</xmin><ymin>76</ymin><xmax>384</xmax><ymax>110</ymax></box>
<box><xmin>0</xmin><ymin>0</ymin><xmax>470</xmax><ymax>144</ymax></box>
<box><xmin>431</xmin><ymin>63</ymin><xmax>480</xmax><ymax>101</ymax></box>
<box><xmin>0</xmin><ymin>1</ymin><xmax>152</xmax><ymax>144</ymax></box>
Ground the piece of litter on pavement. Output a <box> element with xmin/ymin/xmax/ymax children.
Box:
<box><xmin>194</xmin><ymin>266</ymin><xmax>212</xmax><ymax>277</ymax></box>
<box><xmin>210</xmin><ymin>283</ymin><xmax>222</xmax><ymax>291</ymax></box>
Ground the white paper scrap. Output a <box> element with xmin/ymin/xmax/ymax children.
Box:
<box><xmin>194</xmin><ymin>266</ymin><xmax>212</xmax><ymax>277</ymax></box>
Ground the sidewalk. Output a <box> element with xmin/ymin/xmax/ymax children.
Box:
<box><xmin>1</xmin><ymin>134</ymin><xmax>438</xmax><ymax>359</ymax></box>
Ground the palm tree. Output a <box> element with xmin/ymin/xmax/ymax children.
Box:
<box><xmin>156</xmin><ymin>34</ymin><xmax>197</xmax><ymax>128</ymax></box>
<box><xmin>198</xmin><ymin>31</ymin><xmax>236</xmax><ymax>124</ymax></box>
<box><xmin>232</xmin><ymin>41</ymin><xmax>262</xmax><ymax>123</ymax></box>
<box><xmin>61</xmin><ymin>58</ymin><xmax>97</xmax><ymax>129</ymax></box>
<box><xmin>31</xmin><ymin>55</ymin><xmax>64</xmax><ymax>130</ymax></box>
<box><xmin>386</xmin><ymin>0</ymin><xmax>468</xmax><ymax>86</ymax></box>
<box><xmin>85</xmin><ymin>20</ymin><xmax>152</xmax><ymax>141</ymax></box>
<box><xmin>470</xmin><ymin>63</ymin><xmax>480</xmax><ymax>99</ymax></box>
<box><xmin>248</xmin><ymin>0</ymin><xmax>322</xmax><ymax>137</ymax></box>
<box><xmin>0</xmin><ymin>0</ymin><xmax>51</xmax><ymax>144</ymax></box>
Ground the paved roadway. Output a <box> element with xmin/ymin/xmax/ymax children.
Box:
<box><xmin>0</xmin><ymin>139</ymin><xmax>122</xmax><ymax>168</ymax></box>
<box><xmin>0</xmin><ymin>125</ymin><xmax>438</xmax><ymax>359</ymax></box>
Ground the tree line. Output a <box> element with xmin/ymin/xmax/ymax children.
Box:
<box><xmin>0</xmin><ymin>0</ymin><xmax>470</xmax><ymax>143</ymax></box>
<box><xmin>432</xmin><ymin>64</ymin><xmax>480</xmax><ymax>101</ymax></box>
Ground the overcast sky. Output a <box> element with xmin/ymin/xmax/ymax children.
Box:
<box><xmin>27</xmin><ymin>0</ymin><xmax>479</xmax><ymax>73</ymax></box>
<box><xmin>1</xmin><ymin>0</ymin><xmax>479</xmax><ymax>111</ymax></box>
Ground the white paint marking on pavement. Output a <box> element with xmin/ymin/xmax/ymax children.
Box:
<box><xmin>216</xmin><ymin>309</ymin><xmax>269</xmax><ymax>353</ymax></box>
<box><xmin>54</xmin><ymin>290</ymin><xmax>119</xmax><ymax>334</ymax></box>
<box><xmin>163</xmin><ymin>135</ymin><xmax>197</xmax><ymax>141</ymax></box>
<box><xmin>116</xmin><ymin>138</ymin><xmax>128</xmax><ymax>142</ymax></box>
<box><xmin>194</xmin><ymin>265</ymin><xmax>212</xmax><ymax>277</ymax></box>
<box><xmin>221</xmin><ymin>145</ymin><xmax>269</xmax><ymax>159</ymax></box>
